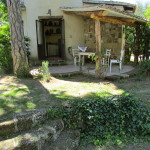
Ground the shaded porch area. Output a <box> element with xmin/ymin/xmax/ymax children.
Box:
<box><xmin>61</xmin><ymin>4</ymin><xmax>146</xmax><ymax>78</ymax></box>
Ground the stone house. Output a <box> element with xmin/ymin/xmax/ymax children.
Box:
<box><xmin>21</xmin><ymin>0</ymin><xmax>146</xmax><ymax>63</ymax></box>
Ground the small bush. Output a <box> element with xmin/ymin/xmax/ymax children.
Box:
<box><xmin>63</xmin><ymin>95</ymin><xmax>150</xmax><ymax>145</ymax></box>
<box><xmin>40</xmin><ymin>61</ymin><xmax>51</xmax><ymax>81</ymax></box>
<box><xmin>15</xmin><ymin>60</ymin><xmax>31</xmax><ymax>78</ymax></box>
<box><xmin>0</xmin><ymin>23</ymin><xmax>13</xmax><ymax>73</ymax></box>
<box><xmin>24</xmin><ymin>36</ymin><xmax>31</xmax><ymax>61</ymax></box>
<box><xmin>138</xmin><ymin>60</ymin><xmax>150</xmax><ymax>75</ymax></box>
<box><xmin>47</xmin><ymin>107</ymin><xmax>64</xmax><ymax>119</ymax></box>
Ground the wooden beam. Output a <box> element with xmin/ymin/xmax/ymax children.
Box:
<box><xmin>120</xmin><ymin>18</ymin><xmax>136</xmax><ymax>23</ymax></box>
<box><xmin>91</xmin><ymin>10</ymin><xmax>108</xmax><ymax>16</ymax></box>
<box><xmin>95</xmin><ymin>20</ymin><xmax>102</xmax><ymax>78</ymax></box>
<box><xmin>91</xmin><ymin>14</ymin><xmax>137</xmax><ymax>27</ymax></box>
<box><xmin>64</xmin><ymin>10</ymin><xmax>108</xmax><ymax>17</ymax></box>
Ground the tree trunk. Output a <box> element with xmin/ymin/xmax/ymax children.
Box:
<box><xmin>134</xmin><ymin>26</ymin><xmax>140</xmax><ymax>65</ymax></box>
<box><xmin>95</xmin><ymin>20</ymin><xmax>102</xmax><ymax>78</ymax></box>
<box><xmin>7</xmin><ymin>0</ymin><xmax>28</xmax><ymax>74</ymax></box>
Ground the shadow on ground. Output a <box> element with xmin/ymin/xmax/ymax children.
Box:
<box><xmin>0</xmin><ymin>74</ymin><xmax>150</xmax><ymax>121</ymax></box>
<box><xmin>0</xmin><ymin>74</ymin><xmax>150</xmax><ymax>150</ymax></box>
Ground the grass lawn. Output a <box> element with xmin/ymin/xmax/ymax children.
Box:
<box><xmin>0</xmin><ymin>74</ymin><xmax>150</xmax><ymax>120</ymax></box>
<box><xmin>0</xmin><ymin>74</ymin><xmax>150</xmax><ymax>149</ymax></box>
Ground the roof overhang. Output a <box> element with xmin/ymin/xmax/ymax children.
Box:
<box><xmin>61</xmin><ymin>5</ymin><xmax>147</xmax><ymax>27</ymax></box>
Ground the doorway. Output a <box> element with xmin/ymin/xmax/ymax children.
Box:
<box><xmin>36</xmin><ymin>17</ymin><xmax>65</xmax><ymax>60</ymax></box>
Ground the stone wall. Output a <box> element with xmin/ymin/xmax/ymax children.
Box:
<box><xmin>84</xmin><ymin>19</ymin><xmax>123</xmax><ymax>57</ymax></box>
<box><xmin>101</xmin><ymin>22</ymin><xmax>123</xmax><ymax>56</ymax></box>
<box><xmin>84</xmin><ymin>19</ymin><xmax>96</xmax><ymax>52</ymax></box>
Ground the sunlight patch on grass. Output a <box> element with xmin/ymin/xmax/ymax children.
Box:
<box><xmin>49</xmin><ymin>81</ymin><xmax>125</xmax><ymax>99</ymax></box>
<box><xmin>26</xmin><ymin>101</ymin><xmax>36</xmax><ymax>109</ymax></box>
<box><xmin>3</xmin><ymin>89</ymin><xmax>29</xmax><ymax>97</ymax></box>
<box><xmin>0</xmin><ymin>108</ymin><xmax>5</xmax><ymax>116</ymax></box>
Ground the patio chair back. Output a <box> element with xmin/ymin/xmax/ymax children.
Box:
<box><xmin>120</xmin><ymin>49</ymin><xmax>124</xmax><ymax>61</ymax></box>
<box><xmin>109</xmin><ymin>49</ymin><xmax>124</xmax><ymax>73</ymax></box>
<box><xmin>106</xmin><ymin>49</ymin><xmax>111</xmax><ymax>56</ymax></box>
<box><xmin>72</xmin><ymin>49</ymin><xmax>79</xmax><ymax>57</ymax></box>
<box><xmin>72</xmin><ymin>49</ymin><xmax>80</xmax><ymax>66</ymax></box>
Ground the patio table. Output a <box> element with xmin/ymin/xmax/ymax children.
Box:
<box><xmin>79</xmin><ymin>52</ymin><xmax>95</xmax><ymax>66</ymax></box>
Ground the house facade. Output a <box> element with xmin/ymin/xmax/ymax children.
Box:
<box><xmin>21</xmin><ymin>0</ymin><xmax>145</xmax><ymax>63</ymax></box>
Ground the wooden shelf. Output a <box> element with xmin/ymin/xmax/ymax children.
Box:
<box><xmin>45</xmin><ymin>33</ymin><xmax>61</xmax><ymax>36</ymax></box>
<box><xmin>45</xmin><ymin>25</ymin><xmax>61</xmax><ymax>27</ymax></box>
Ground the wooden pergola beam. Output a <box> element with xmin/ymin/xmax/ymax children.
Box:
<box><xmin>94</xmin><ymin>10</ymin><xmax>108</xmax><ymax>16</ymax></box>
<box><xmin>64</xmin><ymin>10</ymin><xmax>108</xmax><ymax>17</ymax></box>
<box><xmin>120</xmin><ymin>18</ymin><xmax>136</xmax><ymax>23</ymax></box>
<box><xmin>91</xmin><ymin>14</ymin><xmax>137</xmax><ymax>27</ymax></box>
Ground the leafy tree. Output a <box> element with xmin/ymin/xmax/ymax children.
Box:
<box><xmin>125</xmin><ymin>27</ymin><xmax>135</xmax><ymax>63</ymax></box>
<box><xmin>125</xmin><ymin>2</ymin><xmax>150</xmax><ymax>65</ymax></box>
<box><xmin>144</xmin><ymin>4</ymin><xmax>150</xmax><ymax>26</ymax></box>
<box><xmin>0</xmin><ymin>0</ymin><xmax>13</xmax><ymax>73</ymax></box>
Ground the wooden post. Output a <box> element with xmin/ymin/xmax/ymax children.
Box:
<box><xmin>95</xmin><ymin>20</ymin><xmax>102</xmax><ymax>78</ymax></box>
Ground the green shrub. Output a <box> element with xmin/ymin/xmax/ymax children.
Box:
<box><xmin>15</xmin><ymin>60</ymin><xmax>31</xmax><ymax>78</ymax></box>
<box><xmin>47</xmin><ymin>107</ymin><xmax>64</xmax><ymax>119</ymax></box>
<box><xmin>24</xmin><ymin>36</ymin><xmax>31</xmax><ymax>61</ymax></box>
<box><xmin>139</xmin><ymin>60</ymin><xmax>150</xmax><ymax>75</ymax></box>
<box><xmin>63</xmin><ymin>95</ymin><xmax>150</xmax><ymax>145</ymax></box>
<box><xmin>40</xmin><ymin>61</ymin><xmax>51</xmax><ymax>81</ymax></box>
<box><xmin>0</xmin><ymin>23</ymin><xmax>13</xmax><ymax>73</ymax></box>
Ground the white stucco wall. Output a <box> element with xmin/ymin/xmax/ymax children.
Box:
<box><xmin>22</xmin><ymin>0</ymin><xmax>84</xmax><ymax>60</ymax></box>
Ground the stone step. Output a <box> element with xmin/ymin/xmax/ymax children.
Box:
<box><xmin>48</xmin><ymin>60</ymin><xmax>67</xmax><ymax>66</ymax></box>
<box><xmin>0</xmin><ymin>109</ymin><xmax>47</xmax><ymax>138</ymax></box>
<box><xmin>0</xmin><ymin>119</ymin><xmax>64</xmax><ymax>150</ymax></box>
<box><xmin>43</xmin><ymin>129</ymin><xmax>80</xmax><ymax>150</ymax></box>
<box><xmin>52</xmin><ymin>71</ymin><xmax>81</xmax><ymax>77</ymax></box>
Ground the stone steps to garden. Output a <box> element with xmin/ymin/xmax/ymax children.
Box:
<box><xmin>0</xmin><ymin>109</ymin><xmax>80</xmax><ymax>150</ymax></box>
<box><xmin>0</xmin><ymin>109</ymin><xmax>47</xmax><ymax>138</ymax></box>
<box><xmin>0</xmin><ymin>119</ymin><xmax>64</xmax><ymax>150</ymax></box>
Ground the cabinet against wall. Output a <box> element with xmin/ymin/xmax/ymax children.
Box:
<box><xmin>44</xmin><ymin>20</ymin><xmax>61</xmax><ymax>57</ymax></box>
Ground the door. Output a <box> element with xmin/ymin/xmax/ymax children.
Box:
<box><xmin>36</xmin><ymin>20</ymin><xmax>46</xmax><ymax>60</ymax></box>
<box><xmin>60</xmin><ymin>19</ymin><xmax>65</xmax><ymax>59</ymax></box>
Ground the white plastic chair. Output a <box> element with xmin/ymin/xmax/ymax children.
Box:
<box><xmin>72</xmin><ymin>49</ymin><xmax>80</xmax><ymax>66</ymax></box>
<box><xmin>110</xmin><ymin>50</ymin><xmax>124</xmax><ymax>73</ymax></box>
<box><xmin>102</xmin><ymin>49</ymin><xmax>111</xmax><ymax>66</ymax></box>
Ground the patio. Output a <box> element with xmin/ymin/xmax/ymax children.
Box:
<box><xmin>49</xmin><ymin>64</ymin><xmax>134</xmax><ymax>77</ymax></box>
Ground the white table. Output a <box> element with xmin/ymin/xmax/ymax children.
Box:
<box><xmin>79</xmin><ymin>52</ymin><xmax>95</xmax><ymax>66</ymax></box>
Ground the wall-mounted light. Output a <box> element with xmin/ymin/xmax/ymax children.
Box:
<box><xmin>47</xmin><ymin>9</ymin><xmax>51</xmax><ymax>16</ymax></box>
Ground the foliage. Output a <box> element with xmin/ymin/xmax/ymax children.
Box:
<box><xmin>124</xmin><ymin>26</ymin><xmax>135</xmax><ymax>63</ymax></box>
<box><xmin>0</xmin><ymin>0</ymin><xmax>8</xmax><ymax>22</ymax></box>
<box><xmin>144</xmin><ymin>5</ymin><xmax>150</xmax><ymax>20</ymax></box>
<box><xmin>63</xmin><ymin>95</ymin><xmax>150</xmax><ymax>145</ymax></box>
<box><xmin>15</xmin><ymin>60</ymin><xmax>31</xmax><ymax>78</ymax></box>
<box><xmin>40</xmin><ymin>61</ymin><xmax>51</xmax><ymax>81</ymax></box>
<box><xmin>47</xmin><ymin>107</ymin><xmax>64</xmax><ymax>119</ymax></box>
<box><xmin>135</xmin><ymin>1</ymin><xmax>148</xmax><ymax>17</ymax></box>
<box><xmin>138</xmin><ymin>59</ymin><xmax>150</xmax><ymax>75</ymax></box>
<box><xmin>24</xmin><ymin>36</ymin><xmax>31</xmax><ymax>61</ymax></box>
<box><xmin>0</xmin><ymin>1</ymin><xmax>13</xmax><ymax>73</ymax></box>
<box><xmin>0</xmin><ymin>22</ymin><xmax>13</xmax><ymax>73</ymax></box>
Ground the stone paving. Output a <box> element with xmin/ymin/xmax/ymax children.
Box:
<box><xmin>49</xmin><ymin>64</ymin><xmax>134</xmax><ymax>77</ymax></box>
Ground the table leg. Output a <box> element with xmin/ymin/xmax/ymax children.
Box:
<box><xmin>82</xmin><ymin>55</ymin><xmax>84</xmax><ymax>66</ymax></box>
<box><xmin>79</xmin><ymin>54</ymin><xmax>81</xmax><ymax>66</ymax></box>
